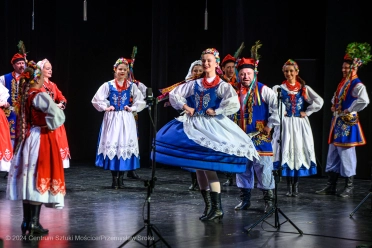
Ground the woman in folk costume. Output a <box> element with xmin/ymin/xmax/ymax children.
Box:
<box><xmin>271</xmin><ymin>59</ymin><xmax>323</xmax><ymax>196</ymax></box>
<box><xmin>7</xmin><ymin>61</ymin><xmax>66</xmax><ymax>236</ymax></box>
<box><xmin>92</xmin><ymin>58</ymin><xmax>146</xmax><ymax>189</ymax></box>
<box><xmin>0</xmin><ymin>83</ymin><xmax>13</xmax><ymax>172</ymax></box>
<box><xmin>154</xmin><ymin>48</ymin><xmax>259</xmax><ymax>222</ymax></box>
<box><xmin>37</xmin><ymin>59</ymin><xmax>70</xmax><ymax>168</ymax></box>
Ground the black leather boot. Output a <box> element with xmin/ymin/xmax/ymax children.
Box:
<box><xmin>201</xmin><ymin>192</ymin><xmax>223</xmax><ymax>222</ymax></box>
<box><xmin>29</xmin><ymin>204</ymin><xmax>49</xmax><ymax>236</ymax></box>
<box><xmin>286</xmin><ymin>177</ymin><xmax>293</xmax><ymax>197</ymax></box>
<box><xmin>127</xmin><ymin>170</ymin><xmax>140</xmax><ymax>179</ymax></box>
<box><xmin>316</xmin><ymin>171</ymin><xmax>339</xmax><ymax>195</ymax></box>
<box><xmin>292</xmin><ymin>176</ymin><xmax>299</xmax><ymax>197</ymax></box>
<box><xmin>188</xmin><ymin>172</ymin><xmax>199</xmax><ymax>191</ymax></box>
<box><xmin>118</xmin><ymin>172</ymin><xmax>125</xmax><ymax>189</ymax></box>
<box><xmin>338</xmin><ymin>176</ymin><xmax>354</xmax><ymax>197</ymax></box>
<box><xmin>111</xmin><ymin>171</ymin><xmax>119</xmax><ymax>189</ymax></box>
<box><xmin>222</xmin><ymin>173</ymin><xmax>233</xmax><ymax>186</ymax></box>
<box><xmin>234</xmin><ymin>188</ymin><xmax>251</xmax><ymax>210</ymax></box>
<box><xmin>199</xmin><ymin>190</ymin><xmax>212</xmax><ymax>220</ymax></box>
<box><xmin>263</xmin><ymin>190</ymin><xmax>274</xmax><ymax>213</ymax></box>
<box><xmin>21</xmin><ymin>202</ymin><xmax>31</xmax><ymax>235</ymax></box>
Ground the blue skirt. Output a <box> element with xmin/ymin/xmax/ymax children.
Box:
<box><xmin>273</xmin><ymin>161</ymin><xmax>317</xmax><ymax>177</ymax></box>
<box><xmin>95</xmin><ymin>154</ymin><xmax>140</xmax><ymax>171</ymax></box>
<box><xmin>95</xmin><ymin>125</ymin><xmax>140</xmax><ymax>171</ymax></box>
<box><xmin>153</xmin><ymin>119</ymin><xmax>248</xmax><ymax>173</ymax></box>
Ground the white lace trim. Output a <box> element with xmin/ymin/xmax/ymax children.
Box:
<box><xmin>180</xmin><ymin>115</ymin><xmax>259</xmax><ymax>161</ymax></box>
<box><xmin>97</xmin><ymin>139</ymin><xmax>139</xmax><ymax>160</ymax></box>
<box><xmin>281</xmin><ymin>146</ymin><xmax>316</xmax><ymax>170</ymax></box>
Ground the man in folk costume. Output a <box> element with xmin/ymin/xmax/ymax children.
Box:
<box><xmin>316</xmin><ymin>42</ymin><xmax>371</xmax><ymax>197</ymax></box>
<box><xmin>0</xmin><ymin>41</ymin><xmax>27</xmax><ymax>179</ymax></box>
<box><xmin>234</xmin><ymin>41</ymin><xmax>280</xmax><ymax>213</ymax></box>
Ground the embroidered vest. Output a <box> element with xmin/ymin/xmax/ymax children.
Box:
<box><xmin>4</xmin><ymin>73</ymin><xmax>18</xmax><ymax>140</ymax></box>
<box><xmin>238</xmin><ymin>82</ymin><xmax>273</xmax><ymax>155</ymax></box>
<box><xmin>281</xmin><ymin>87</ymin><xmax>306</xmax><ymax>117</ymax></box>
<box><xmin>108</xmin><ymin>82</ymin><xmax>132</xmax><ymax>111</ymax></box>
<box><xmin>186</xmin><ymin>81</ymin><xmax>221</xmax><ymax>116</ymax></box>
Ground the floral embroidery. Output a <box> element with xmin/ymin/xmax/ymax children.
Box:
<box><xmin>60</xmin><ymin>147</ymin><xmax>70</xmax><ymax>160</ymax></box>
<box><xmin>333</xmin><ymin>119</ymin><xmax>350</xmax><ymax>139</ymax></box>
<box><xmin>37</xmin><ymin>177</ymin><xmax>66</xmax><ymax>196</ymax></box>
<box><xmin>203</xmin><ymin>93</ymin><xmax>211</xmax><ymax>109</ymax></box>
<box><xmin>195</xmin><ymin>92</ymin><xmax>200</xmax><ymax>110</ymax></box>
<box><xmin>252</xmin><ymin>120</ymin><xmax>271</xmax><ymax>146</ymax></box>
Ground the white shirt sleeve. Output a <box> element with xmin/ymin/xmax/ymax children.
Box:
<box><xmin>214</xmin><ymin>81</ymin><xmax>239</xmax><ymax>116</ymax></box>
<box><xmin>130</xmin><ymin>83</ymin><xmax>146</xmax><ymax>113</ymax></box>
<box><xmin>33</xmin><ymin>92</ymin><xmax>65</xmax><ymax>130</ymax></box>
<box><xmin>304</xmin><ymin>86</ymin><xmax>324</xmax><ymax>116</ymax></box>
<box><xmin>0</xmin><ymin>75</ymin><xmax>5</xmax><ymax>87</ymax></box>
<box><xmin>262</xmin><ymin>85</ymin><xmax>280</xmax><ymax>128</ymax></box>
<box><xmin>348</xmin><ymin>83</ymin><xmax>370</xmax><ymax>112</ymax></box>
<box><xmin>91</xmin><ymin>82</ymin><xmax>110</xmax><ymax>112</ymax></box>
<box><xmin>137</xmin><ymin>82</ymin><xmax>147</xmax><ymax>98</ymax></box>
<box><xmin>169</xmin><ymin>80</ymin><xmax>195</xmax><ymax>110</ymax></box>
<box><xmin>0</xmin><ymin>83</ymin><xmax>10</xmax><ymax>103</ymax></box>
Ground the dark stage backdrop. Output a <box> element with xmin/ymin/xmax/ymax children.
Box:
<box><xmin>1</xmin><ymin>0</ymin><xmax>371</xmax><ymax>178</ymax></box>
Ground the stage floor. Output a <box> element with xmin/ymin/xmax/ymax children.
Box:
<box><xmin>0</xmin><ymin>162</ymin><xmax>371</xmax><ymax>248</ymax></box>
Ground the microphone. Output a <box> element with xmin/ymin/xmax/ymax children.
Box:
<box><xmin>146</xmin><ymin>88</ymin><xmax>154</xmax><ymax>108</ymax></box>
<box><xmin>277</xmin><ymin>87</ymin><xmax>282</xmax><ymax>103</ymax></box>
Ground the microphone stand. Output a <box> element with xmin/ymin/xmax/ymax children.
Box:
<box><xmin>119</xmin><ymin>92</ymin><xmax>171</xmax><ymax>248</ymax></box>
<box><xmin>244</xmin><ymin>87</ymin><xmax>303</xmax><ymax>235</ymax></box>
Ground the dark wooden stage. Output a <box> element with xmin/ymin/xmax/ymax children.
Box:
<box><xmin>0</xmin><ymin>163</ymin><xmax>371</xmax><ymax>248</ymax></box>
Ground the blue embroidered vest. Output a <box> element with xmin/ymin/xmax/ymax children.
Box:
<box><xmin>328</xmin><ymin>78</ymin><xmax>366</xmax><ymax>147</ymax></box>
<box><xmin>186</xmin><ymin>81</ymin><xmax>221</xmax><ymax>115</ymax></box>
<box><xmin>282</xmin><ymin>87</ymin><xmax>306</xmax><ymax>117</ymax></box>
<box><xmin>4</xmin><ymin>73</ymin><xmax>18</xmax><ymax>141</ymax></box>
<box><xmin>237</xmin><ymin>82</ymin><xmax>273</xmax><ymax>155</ymax></box>
<box><xmin>108</xmin><ymin>82</ymin><xmax>132</xmax><ymax>111</ymax></box>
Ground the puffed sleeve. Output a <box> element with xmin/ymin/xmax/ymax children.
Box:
<box><xmin>130</xmin><ymin>83</ymin><xmax>146</xmax><ymax>113</ymax></box>
<box><xmin>91</xmin><ymin>82</ymin><xmax>110</xmax><ymax>112</ymax></box>
<box><xmin>262</xmin><ymin>85</ymin><xmax>280</xmax><ymax>128</ymax></box>
<box><xmin>169</xmin><ymin>80</ymin><xmax>195</xmax><ymax>110</ymax></box>
<box><xmin>214</xmin><ymin>81</ymin><xmax>240</xmax><ymax>116</ymax></box>
<box><xmin>0</xmin><ymin>83</ymin><xmax>10</xmax><ymax>103</ymax></box>
<box><xmin>303</xmin><ymin>86</ymin><xmax>324</xmax><ymax>116</ymax></box>
<box><xmin>33</xmin><ymin>92</ymin><xmax>65</xmax><ymax>130</ymax></box>
<box><xmin>137</xmin><ymin>82</ymin><xmax>147</xmax><ymax>98</ymax></box>
<box><xmin>348</xmin><ymin>83</ymin><xmax>370</xmax><ymax>112</ymax></box>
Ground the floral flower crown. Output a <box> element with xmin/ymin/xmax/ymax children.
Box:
<box><xmin>200</xmin><ymin>48</ymin><xmax>220</xmax><ymax>64</ymax></box>
<box><xmin>113</xmin><ymin>57</ymin><xmax>129</xmax><ymax>71</ymax></box>
<box><xmin>282</xmin><ymin>59</ymin><xmax>299</xmax><ymax>72</ymax></box>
